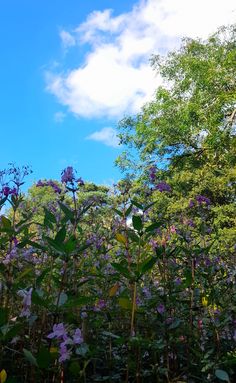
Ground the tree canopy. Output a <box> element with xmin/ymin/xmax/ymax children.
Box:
<box><xmin>116</xmin><ymin>24</ymin><xmax>236</xmax><ymax>252</ymax></box>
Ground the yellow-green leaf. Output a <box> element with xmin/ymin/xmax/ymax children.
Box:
<box><xmin>116</xmin><ymin>233</ymin><xmax>127</xmax><ymax>245</ymax></box>
<box><xmin>109</xmin><ymin>283</ymin><xmax>119</xmax><ymax>297</ymax></box>
<box><xmin>0</xmin><ymin>369</ymin><xmax>7</xmax><ymax>383</ymax></box>
<box><xmin>118</xmin><ymin>298</ymin><xmax>134</xmax><ymax>310</ymax></box>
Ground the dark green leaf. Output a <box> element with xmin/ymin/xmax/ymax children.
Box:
<box><xmin>23</xmin><ymin>348</ymin><xmax>38</xmax><ymax>367</ymax></box>
<box><xmin>132</xmin><ymin>215</ymin><xmax>143</xmax><ymax>231</ymax></box>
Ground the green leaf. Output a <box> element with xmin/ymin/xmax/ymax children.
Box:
<box><xmin>140</xmin><ymin>257</ymin><xmax>157</xmax><ymax>276</ymax></box>
<box><xmin>57</xmin><ymin>292</ymin><xmax>68</xmax><ymax>307</ymax></box>
<box><xmin>58</xmin><ymin>202</ymin><xmax>74</xmax><ymax>221</ymax></box>
<box><xmin>55</xmin><ymin>226</ymin><xmax>66</xmax><ymax>244</ymax></box>
<box><xmin>64</xmin><ymin>235</ymin><xmax>77</xmax><ymax>254</ymax></box>
<box><xmin>125</xmin><ymin>204</ymin><xmax>133</xmax><ymax>217</ymax></box>
<box><xmin>113</xmin><ymin>208</ymin><xmax>123</xmax><ymax>217</ymax></box>
<box><xmin>132</xmin><ymin>215</ymin><xmax>143</xmax><ymax>231</ymax></box>
<box><xmin>1</xmin><ymin>216</ymin><xmax>11</xmax><ymax>229</ymax></box>
<box><xmin>127</xmin><ymin>229</ymin><xmax>140</xmax><ymax>243</ymax></box>
<box><xmin>111</xmin><ymin>263</ymin><xmax>130</xmax><ymax>279</ymax></box>
<box><xmin>64</xmin><ymin>296</ymin><xmax>96</xmax><ymax>307</ymax></box>
<box><xmin>0</xmin><ymin>196</ymin><xmax>7</xmax><ymax>207</ymax></box>
<box><xmin>131</xmin><ymin>200</ymin><xmax>143</xmax><ymax>210</ymax></box>
<box><xmin>23</xmin><ymin>348</ymin><xmax>38</xmax><ymax>367</ymax></box>
<box><xmin>0</xmin><ymin>308</ymin><xmax>9</xmax><ymax>326</ymax></box>
<box><xmin>31</xmin><ymin>290</ymin><xmax>50</xmax><ymax>308</ymax></box>
<box><xmin>118</xmin><ymin>297</ymin><xmax>133</xmax><ymax>310</ymax></box>
<box><xmin>215</xmin><ymin>369</ymin><xmax>230</xmax><ymax>382</ymax></box>
<box><xmin>44</xmin><ymin>236</ymin><xmax>65</xmax><ymax>253</ymax></box>
<box><xmin>44</xmin><ymin>208</ymin><xmax>57</xmax><ymax>223</ymax></box>
<box><xmin>145</xmin><ymin>222</ymin><xmax>162</xmax><ymax>233</ymax></box>
<box><xmin>37</xmin><ymin>347</ymin><xmax>51</xmax><ymax>369</ymax></box>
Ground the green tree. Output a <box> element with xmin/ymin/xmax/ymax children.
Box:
<box><xmin>116</xmin><ymin>24</ymin><xmax>236</xmax><ymax>252</ymax></box>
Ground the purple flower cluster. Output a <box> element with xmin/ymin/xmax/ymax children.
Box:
<box><xmin>155</xmin><ymin>181</ymin><xmax>171</xmax><ymax>193</ymax></box>
<box><xmin>189</xmin><ymin>195</ymin><xmax>211</xmax><ymax>208</ymax></box>
<box><xmin>157</xmin><ymin>303</ymin><xmax>165</xmax><ymax>315</ymax></box>
<box><xmin>60</xmin><ymin>167</ymin><xmax>84</xmax><ymax>191</ymax></box>
<box><xmin>48</xmin><ymin>323</ymin><xmax>83</xmax><ymax>363</ymax></box>
<box><xmin>149</xmin><ymin>166</ymin><xmax>157</xmax><ymax>183</ymax></box>
<box><xmin>1</xmin><ymin>186</ymin><xmax>18</xmax><ymax>197</ymax></box>
<box><xmin>17</xmin><ymin>287</ymin><xmax>33</xmax><ymax>318</ymax></box>
<box><xmin>61</xmin><ymin>166</ymin><xmax>75</xmax><ymax>184</ymax></box>
<box><xmin>196</xmin><ymin>195</ymin><xmax>211</xmax><ymax>206</ymax></box>
<box><xmin>94</xmin><ymin>299</ymin><xmax>106</xmax><ymax>312</ymax></box>
<box><xmin>36</xmin><ymin>180</ymin><xmax>61</xmax><ymax>194</ymax></box>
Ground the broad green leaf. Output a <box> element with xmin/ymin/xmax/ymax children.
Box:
<box><xmin>111</xmin><ymin>263</ymin><xmax>130</xmax><ymax>278</ymax></box>
<box><xmin>58</xmin><ymin>202</ymin><xmax>74</xmax><ymax>221</ymax></box>
<box><xmin>113</xmin><ymin>208</ymin><xmax>123</xmax><ymax>217</ymax></box>
<box><xmin>44</xmin><ymin>208</ymin><xmax>57</xmax><ymax>223</ymax></box>
<box><xmin>145</xmin><ymin>222</ymin><xmax>162</xmax><ymax>233</ymax></box>
<box><xmin>215</xmin><ymin>369</ymin><xmax>230</xmax><ymax>382</ymax></box>
<box><xmin>1</xmin><ymin>216</ymin><xmax>11</xmax><ymax>229</ymax></box>
<box><xmin>132</xmin><ymin>215</ymin><xmax>143</xmax><ymax>231</ymax></box>
<box><xmin>131</xmin><ymin>200</ymin><xmax>143</xmax><ymax>210</ymax></box>
<box><xmin>125</xmin><ymin>204</ymin><xmax>133</xmax><ymax>217</ymax></box>
<box><xmin>140</xmin><ymin>257</ymin><xmax>157</xmax><ymax>275</ymax></box>
<box><xmin>36</xmin><ymin>347</ymin><xmax>52</xmax><ymax>369</ymax></box>
<box><xmin>55</xmin><ymin>226</ymin><xmax>66</xmax><ymax>244</ymax></box>
<box><xmin>23</xmin><ymin>348</ymin><xmax>38</xmax><ymax>367</ymax></box>
<box><xmin>118</xmin><ymin>298</ymin><xmax>133</xmax><ymax>310</ymax></box>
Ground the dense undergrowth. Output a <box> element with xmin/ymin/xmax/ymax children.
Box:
<box><xmin>0</xmin><ymin>164</ymin><xmax>235</xmax><ymax>383</ymax></box>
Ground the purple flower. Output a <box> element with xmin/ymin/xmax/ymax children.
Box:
<box><xmin>48</xmin><ymin>323</ymin><xmax>67</xmax><ymax>339</ymax></box>
<box><xmin>73</xmin><ymin>328</ymin><xmax>83</xmax><ymax>345</ymax></box>
<box><xmin>59</xmin><ymin>344</ymin><xmax>71</xmax><ymax>363</ymax></box>
<box><xmin>149</xmin><ymin>166</ymin><xmax>157</xmax><ymax>183</ymax></box>
<box><xmin>196</xmin><ymin>195</ymin><xmax>211</xmax><ymax>206</ymax></box>
<box><xmin>189</xmin><ymin>199</ymin><xmax>195</xmax><ymax>208</ymax></box>
<box><xmin>155</xmin><ymin>182</ymin><xmax>171</xmax><ymax>193</ymax></box>
<box><xmin>17</xmin><ymin>288</ymin><xmax>33</xmax><ymax>318</ymax></box>
<box><xmin>2</xmin><ymin>186</ymin><xmax>11</xmax><ymax>196</ymax></box>
<box><xmin>174</xmin><ymin>277</ymin><xmax>182</xmax><ymax>286</ymax></box>
<box><xmin>157</xmin><ymin>304</ymin><xmax>165</xmax><ymax>315</ymax></box>
<box><xmin>36</xmin><ymin>179</ymin><xmax>61</xmax><ymax>194</ymax></box>
<box><xmin>61</xmin><ymin>166</ymin><xmax>75</xmax><ymax>184</ymax></box>
<box><xmin>81</xmin><ymin>311</ymin><xmax>88</xmax><ymax>319</ymax></box>
<box><xmin>94</xmin><ymin>299</ymin><xmax>106</xmax><ymax>311</ymax></box>
<box><xmin>1</xmin><ymin>186</ymin><xmax>18</xmax><ymax>197</ymax></box>
<box><xmin>3</xmin><ymin>245</ymin><xmax>18</xmax><ymax>265</ymax></box>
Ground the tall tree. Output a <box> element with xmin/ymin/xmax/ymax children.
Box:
<box><xmin>116</xmin><ymin>24</ymin><xmax>236</xmax><ymax>252</ymax></box>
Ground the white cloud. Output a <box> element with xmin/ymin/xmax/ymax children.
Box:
<box><xmin>60</xmin><ymin>30</ymin><xmax>76</xmax><ymax>49</ymax></box>
<box><xmin>54</xmin><ymin>111</ymin><xmax>66</xmax><ymax>123</ymax></box>
<box><xmin>86</xmin><ymin>127</ymin><xmax>120</xmax><ymax>148</ymax></box>
<box><xmin>47</xmin><ymin>0</ymin><xmax>236</xmax><ymax>119</ymax></box>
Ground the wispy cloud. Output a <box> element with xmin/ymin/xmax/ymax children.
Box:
<box><xmin>59</xmin><ymin>30</ymin><xmax>76</xmax><ymax>49</ymax></box>
<box><xmin>47</xmin><ymin>0</ymin><xmax>235</xmax><ymax>119</ymax></box>
<box><xmin>86</xmin><ymin>127</ymin><xmax>120</xmax><ymax>148</ymax></box>
<box><xmin>54</xmin><ymin>111</ymin><xmax>66</xmax><ymax>123</ymax></box>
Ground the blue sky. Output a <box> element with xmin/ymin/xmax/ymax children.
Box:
<box><xmin>0</xmin><ymin>0</ymin><xmax>235</xmax><ymax>188</ymax></box>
